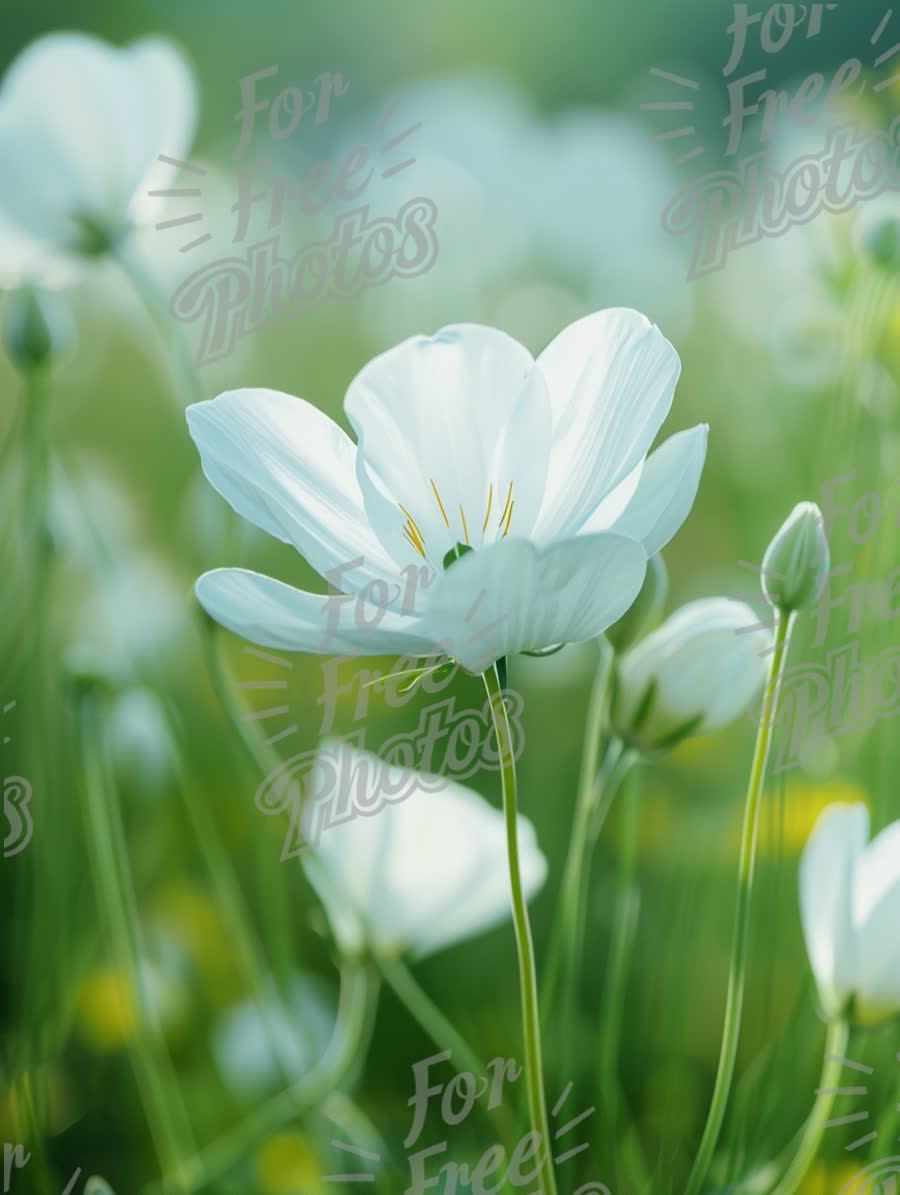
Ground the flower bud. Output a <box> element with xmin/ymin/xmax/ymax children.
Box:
<box><xmin>611</xmin><ymin>598</ymin><xmax>771</xmax><ymax>755</ymax></box>
<box><xmin>606</xmin><ymin>553</ymin><xmax>668</xmax><ymax>653</ymax></box>
<box><xmin>761</xmin><ymin>502</ymin><xmax>829</xmax><ymax>614</ymax></box>
<box><xmin>85</xmin><ymin>1178</ymin><xmax>117</xmax><ymax>1195</ymax></box>
<box><xmin>3</xmin><ymin>285</ymin><xmax>70</xmax><ymax>370</ymax></box>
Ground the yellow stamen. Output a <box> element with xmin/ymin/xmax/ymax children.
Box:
<box><xmin>406</xmin><ymin>519</ymin><xmax>427</xmax><ymax>556</ymax></box>
<box><xmin>401</xmin><ymin>526</ymin><xmax>426</xmax><ymax>559</ymax></box>
<box><xmin>497</xmin><ymin>481</ymin><xmax>513</xmax><ymax>530</ymax></box>
<box><xmin>482</xmin><ymin>484</ymin><xmax>493</xmax><ymax>533</ymax></box>
<box><xmin>398</xmin><ymin>504</ymin><xmax>426</xmax><ymax>547</ymax></box>
<box><xmin>459</xmin><ymin>505</ymin><xmax>470</xmax><ymax>545</ymax></box>
<box><xmin>430</xmin><ymin>480</ymin><xmax>450</xmax><ymax>528</ymax></box>
<box><xmin>502</xmin><ymin>499</ymin><xmax>515</xmax><ymax>537</ymax></box>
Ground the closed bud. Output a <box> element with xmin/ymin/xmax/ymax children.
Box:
<box><xmin>610</xmin><ymin>598</ymin><xmax>771</xmax><ymax>755</ymax></box>
<box><xmin>3</xmin><ymin>285</ymin><xmax>70</xmax><ymax>370</ymax></box>
<box><xmin>762</xmin><ymin>501</ymin><xmax>829</xmax><ymax>614</ymax></box>
<box><xmin>606</xmin><ymin>553</ymin><xmax>668</xmax><ymax>653</ymax></box>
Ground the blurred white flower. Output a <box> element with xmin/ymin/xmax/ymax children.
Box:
<box><xmin>64</xmin><ymin>550</ymin><xmax>187</xmax><ymax>684</ymax></box>
<box><xmin>213</xmin><ymin>973</ymin><xmax>335</xmax><ymax>1097</ymax></box>
<box><xmin>0</xmin><ymin>32</ymin><xmax>197</xmax><ymax>287</ymax></box>
<box><xmin>532</xmin><ymin>112</ymin><xmax>695</xmax><ymax>340</ymax></box>
<box><xmin>188</xmin><ymin>309</ymin><xmax>708</xmax><ymax>671</ymax></box>
<box><xmin>340</xmin><ymin>74</ymin><xmax>541</xmax><ymax>341</ymax></box>
<box><xmin>301</xmin><ymin>745</ymin><xmax>547</xmax><ymax>960</ymax></box>
<box><xmin>612</xmin><ymin>597</ymin><xmax>772</xmax><ymax>752</ymax></box>
<box><xmin>106</xmin><ymin>687</ymin><xmax>177</xmax><ymax>798</ymax></box>
<box><xmin>801</xmin><ymin>802</ymin><xmax>900</xmax><ymax>1026</ymax></box>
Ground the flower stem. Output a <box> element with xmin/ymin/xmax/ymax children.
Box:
<box><xmin>541</xmin><ymin>645</ymin><xmax>613</xmax><ymax>1028</ymax></box>
<box><xmin>199</xmin><ymin>610</ymin><xmax>283</xmax><ymax>778</ymax></box>
<box><xmin>768</xmin><ymin>1019</ymin><xmax>850</xmax><ymax>1195</ymax></box>
<box><xmin>597</xmin><ymin>764</ymin><xmax>642</xmax><ymax>1126</ymax></box>
<box><xmin>376</xmin><ymin>955</ymin><xmax>517</xmax><ymax>1145</ymax></box>
<box><xmin>683</xmin><ymin>610</ymin><xmax>793</xmax><ymax>1195</ymax></box>
<box><xmin>76</xmin><ymin>684</ymin><xmax>195</xmax><ymax>1188</ymax></box>
<box><xmin>483</xmin><ymin>663</ymin><xmax>558</xmax><ymax>1195</ymax></box>
<box><xmin>172</xmin><ymin>963</ymin><xmax>378</xmax><ymax>1193</ymax></box>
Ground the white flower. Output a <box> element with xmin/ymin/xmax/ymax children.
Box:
<box><xmin>800</xmin><ymin>803</ymin><xmax>900</xmax><ymax>1026</ymax></box>
<box><xmin>532</xmin><ymin>112</ymin><xmax>695</xmax><ymax>340</ymax></box>
<box><xmin>301</xmin><ymin>745</ymin><xmax>547</xmax><ymax>960</ymax></box>
<box><xmin>213</xmin><ymin>972</ymin><xmax>335</xmax><ymax>1096</ymax></box>
<box><xmin>187</xmin><ymin>309</ymin><xmax>708</xmax><ymax>672</ymax></box>
<box><xmin>0</xmin><ymin>33</ymin><xmax>197</xmax><ymax>287</ymax></box>
<box><xmin>611</xmin><ymin>597</ymin><xmax>772</xmax><ymax>752</ymax></box>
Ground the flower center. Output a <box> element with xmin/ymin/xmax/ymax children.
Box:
<box><xmin>398</xmin><ymin>480</ymin><xmax>515</xmax><ymax>560</ymax></box>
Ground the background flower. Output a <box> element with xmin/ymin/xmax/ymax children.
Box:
<box><xmin>0</xmin><ymin>33</ymin><xmax>197</xmax><ymax>287</ymax></box>
<box><xmin>800</xmin><ymin>802</ymin><xmax>900</xmax><ymax>1026</ymax></box>
<box><xmin>301</xmin><ymin>744</ymin><xmax>547</xmax><ymax>960</ymax></box>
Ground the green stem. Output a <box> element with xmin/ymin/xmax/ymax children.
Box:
<box><xmin>376</xmin><ymin>954</ymin><xmax>516</xmax><ymax>1145</ymax></box>
<box><xmin>684</xmin><ymin>610</ymin><xmax>793</xmax><ymax>1195</ymax></box>
<box><xmin>598</xmin><ymin>766</ymin><xmax>642</xmax><ymax>1126</ymax></box>
<box><xmin>377</xmin><ymin>954</ymin><xmax>485</xmax><ymax>1083</ymax></box>
<box><xmin>199</xmin><ymin>611</ymin><xmax>297</xmax><ymax>989</ymax></box>
<box><xmin>173</xmin><ymin>963</ymin><xmax>377</xmax><ymax>1193</ymax></box>
<box><xmin>767</xmin><ymin>1020</ymin><xmax>850</xmax><ymax>1195</ymax></box>
<box><xmin>541</xmin><ymin>647</ymin><xmax>614</xmax><ymax>1029</ymax></box>
<box><xmin>163</xmin><ymin>715</ymin><xmax>303</xmax><ymax>1092</ymax></box>
<box><xmin>199</xmin><ymin>611</ymin><xmax>283</xmax><ymax>779</ymax></box>
<box><xmin>77</xmin><ymin>686</ymin><xmax>194</xmax><ymax>1188</ymax></box>
<box><xmin>483</xmin><ymin>664</ymin><xmax>558</xmax><ymax>1195</ymax></box>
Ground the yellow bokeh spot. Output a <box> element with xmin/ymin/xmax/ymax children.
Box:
<box><xmin>755</xmin><ymin>778</ymin><xmax>871</xmax><ymax>856</ymax></box>
<box><xmin>75</xmin><ymin>967</ymin><xmax>140</xmax><ymax>1051</ymax></box>
<box><xmin>154</xmin><ymin>883</ymin><xmax>238</xmax><ymax>999</ymax></box>
<box><xmin>256</xmin><ymin>1133</ymin><xmax>323</xmax><ymax>1194</ymax></box>
<box><xmin>797</xmin><ymin>1159</ymin><xmax>863</xmax><ymax>1194</ymax></box>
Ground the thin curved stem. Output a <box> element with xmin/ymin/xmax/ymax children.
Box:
<box><xmin>77</xmin><ymin>686</ymin><xmax>195</xmax><ymax>1188</ymax></box>
<box><xmin>684</xmin><ymin>611</ymin><xmax>793</xmax><ymax>1195</ymax></box>
<box><xmin>163</xmin><ymin>708</ymin><xmax>305</xmax><ymax>1093</ymax></box>
<box><xmin>597</xmin><ymin>764</ymin><xmax>642</xmax><ymax>1125</ymax></box>
<box><xmin>377</xmin><ymin>954</ymin><xmax>516</xmax><ymax>1146</ymax></box>
<box><xmin>767</xmin><ymin>1020</ymin><xmax>850</xmax><ymax>1195</ymax></box>
<box><xmin>171</xmin><ymin>963</ymin><xmax>378</xmax><ymax>1193</ymax></box>
<box><xmin>199</xmin><ymin>610</ymin><xmax>283</xmax><ymax>779</ymax></box>
<box><xmin>541</xmin><ymin>644</ymin><xmax>614</xmax><ymax>1028</ymax></box>
<box><xmin>483</xmin><ymin>664</ymin><xmax>558</xmax><ymax>1195</ymax></box>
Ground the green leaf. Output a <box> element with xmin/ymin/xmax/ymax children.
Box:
<box><xmin>442</xmin><ymin>542</ymin><xmax>474</xmax><ymax>571</ymax></box>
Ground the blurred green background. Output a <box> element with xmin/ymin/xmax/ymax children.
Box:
<box><xmin>2</xmin><ymin>1</ymin><xmax>900</xmax><ymax>1192</ymax></box>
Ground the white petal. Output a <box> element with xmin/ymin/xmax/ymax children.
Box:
<box><xmin>124</xmin><ymin>40</ymin><xmax>198</xmax><ymax>216</ymax></box>
<box><xmin>302</xmin><ymin>745</ymin><xmax>547</xmax><ymax>959</ymax></box>
<box><xmin>853</xmin><ymin>819</ymin><xmax>900</xmax><ymax>1024</ymax></box>
<box><xmin>195</xmin><ymin>568</ymin><xmax>434</xmax><ymax>656</ymax></box>
<box><xmin>599</xmin><ymin>425</ymin><xmax>708</xmax><ymax>555</ymax></box>
<box><xmin>800</xmin><ymin>803</ymin><xmax>868</xmax><ymax>1019</ymax></box>
<box><xmin>344</xmin><ymin>324</ymin><xmax>552</xmax><ymax>566</ymax></box>
<box><xmin>186</xmin><ymin>390</ymin><xmax>401</xmax><ymax>591</ymax></box>
<box><xmin>533</xmin><ymin>308</ymin><xmax>681</xmax><ymax>540</ymax></box>
<box><xmin>419</xmin><ymin>533</ymin><xmax>647</xmax><ymax>672</ymax></box>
